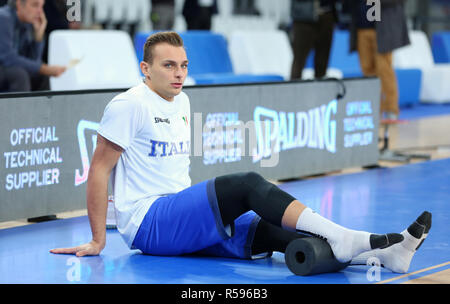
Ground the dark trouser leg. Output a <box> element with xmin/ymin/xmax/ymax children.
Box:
<box><xmin>30</xmin><ymin>73</ymin><xmax>50</xmax><ymax>91</ymax></box>
<box><xmin>313</xmin><ymin>11</ymin><xmax>335</xmax><ymax>78</ymax></box>
<box><xmin>251</xmin><ymin>218</ymin><xmax>309</xmax><ymax>255</ymax></box>
<box><xmin>0</xmin><ymin>68</ymin><xmax>5</xmax><ymax>91</ymax></box>
<box><xmin>151</xmin><ymin>4</ymin><xmax>175</xmax><ymax>30</ymax></box>
<box><xmin>290</xmin><ymin>21</ymin><xmax>315</xmax><ymax>80</ymax></box>
<box><xmin>185</xmin><ymin>8</ymin><xmax>213</xmax><ymax>30</ymax></box>
<box><xmin>0</xmin><ymin>66</ymin><xmax>31</xmax><ymax>92</ymax></box>
<box><xmin>200</xmin><ymin>7</ymin><xmax>213</xmax><ymax>30</ymax></box>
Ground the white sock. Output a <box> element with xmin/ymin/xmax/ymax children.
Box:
<box><xmin>351</xmin><ymin>229</ymin><xmax>429</xmax><ymax>273</ymax></box>
<box><xmin>295</xmin><ymin>208</ymin><xmax>373</xmax><ymax>263</ymax></box>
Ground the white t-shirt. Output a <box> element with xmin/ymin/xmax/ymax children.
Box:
<box><xmin>97</xmin><ymin>82</ymin><xmax>191</xmax><ymax>248</ymax></box>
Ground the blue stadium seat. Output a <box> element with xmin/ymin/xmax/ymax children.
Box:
<box><xmin>328</xmin><ymin>30</ymin><xmax>363</xmax><ymax>78</ymax></box>
<box><xmin>188</xmin><ymin>73</ymin><xmax>283</xmax><ymax>85</ymax></box>
<box><xmin>432</xmin><ymin>31</ymin><xmax>450</xmax><ymax>63</ymax></box>
<box><xmin>304</xmin><ymin>30</ymin><xmax>362</xmax><ymax>78</ymax></box>
<box><xmin>134</xmin><ymin>31</ymin><xmax>148</xmax><ymax>64</ymax></box>
<box><xmin>134</xmin><ymin>31</ymin><xmax>283</xmax><ymax>85</ymax></box>
<box><xmin>304</xmin><ymin>52</ymin><xmax>313</xmax><ymax>68</ymax></box>
<box><xmin>394</xmin><ymin>30</ymin><xmax>450</xmax><ymax>103</ymax></box>
<box><xmin>395</xmin><ymin>68</ymin><xmax>422</xmax><ymax>108</ymax></box>
<box><xmin>180</xmin><ymin>30</ymin><xmax>234</xmax><ymax>75</ymax></box>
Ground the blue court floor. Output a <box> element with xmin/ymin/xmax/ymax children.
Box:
<box><xmin>0</xmin><ymin>159</ymin><xmax>449</xmax><ymax>284</ymax></box>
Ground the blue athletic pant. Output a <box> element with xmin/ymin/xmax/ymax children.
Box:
<box><xmin>132</xmin><ymin>178</ymin><xmax>263</xmax><ymax>259</ymax></box>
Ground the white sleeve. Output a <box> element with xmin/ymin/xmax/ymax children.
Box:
<box><xmin>97</xmin><ymin>98</ymin><xmax>142</xmax><ymax>150</ymax></box>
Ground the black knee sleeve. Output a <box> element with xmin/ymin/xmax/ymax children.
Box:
<box><xmin>215</xmin><ymin>172</ymin><xmax>296</xmax><ymax>227</ymax></box>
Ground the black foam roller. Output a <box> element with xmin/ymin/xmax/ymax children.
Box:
<box><xmin>285</xmin><ymin>237</ymin><xmax>350</xmax><ymax>276</ymax></box>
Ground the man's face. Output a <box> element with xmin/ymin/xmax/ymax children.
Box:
<box><xmin>16</xmin><ymin>0</ymin><xmax>45</xmax><ymax>24</ymax></box>
<box><xmin>142</xmin><ymin>43</ymin><xmax>188</xmax><ymax>102</ymax></box>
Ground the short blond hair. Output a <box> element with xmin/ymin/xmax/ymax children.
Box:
<box><xmin>143</xmin><ymin>31</ymin><xmax>184</xmax><ymax>64</ymax></box>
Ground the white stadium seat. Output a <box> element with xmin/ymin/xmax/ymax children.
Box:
<box><xmin>255</xmin><ymin>0</ymin><xmax>291</xmax><ymax>26</ymax></box>
<box><xmin>93</xmin><ymin>0</ymin><xmax>111</xmax><ymax>24</ymax></box>
<box><xmin>124</xmin><ymin>0</ymin><xmax>146</xmax><ymax>25</ymax></box>
<box><xmin>173</xmin><ymin>15</ymin><xmax>187</xmax><ymax>32</ymax></box>
<box><xmin>212</xmin><ymin>15</ymin><xmax>278</xmax><ymax>41</ymax></box>
<box><xmin>110</xmin><ymin>0</ymin><xmax>126</xmax><ymax>24</ymax></box>
<box><xmin>216</xmin><ymin>0</ymin><xmax>233</xmax><ymax>16</ymax></box>
<box><xmin>228</xmin><ymin>30</ymin><xmax>293</xmax><ymax>80</ymax></box>
<box><xmin>393</xmin><ymin>30</ymin><xmax>450</xmax><ymax>103</ymax></box>
<box><xmin>48</xmin><ymin>30</ymin><xmax>142</xmax><ymax>91</ymax></box>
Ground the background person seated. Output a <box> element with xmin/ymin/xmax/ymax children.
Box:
<box><xmin>0</xmin><ymin>0</ymin><xmax>66</xmax><ymax>92</ymax></box>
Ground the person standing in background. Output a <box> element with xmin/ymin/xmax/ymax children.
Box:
<box><xmin>290</xmin><ymin>0</ymin><xmax>337</xmax><ymax>80</ymax></box>
<box><xmin>42</xmin><ymin>0</ymin><xmax>81</xmax><ymax>63</ymax></box>
<box><xmin>233</xmin><ymin>0</ymin><xmax>259</xmax><ymax>15</ymax></box>
<box><xmin>349</xmin><ymin>0</ymin><xmax>410</xmax><ymax>120</ymax></box>
<box><xmin>182</xmin><ymin>0</ymin><xmax>218</xmax><ymax>30</ymax></box>
<box><xmin>151</xmin><ymin>0</ymin><xmax>175</xmax><ymax>30</ymax></box>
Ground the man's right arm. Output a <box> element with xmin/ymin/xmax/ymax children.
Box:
<box><xmin>50</xmin><ymin>135</ymin><xmax>123</xmax><ymax>256</ymax></box>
